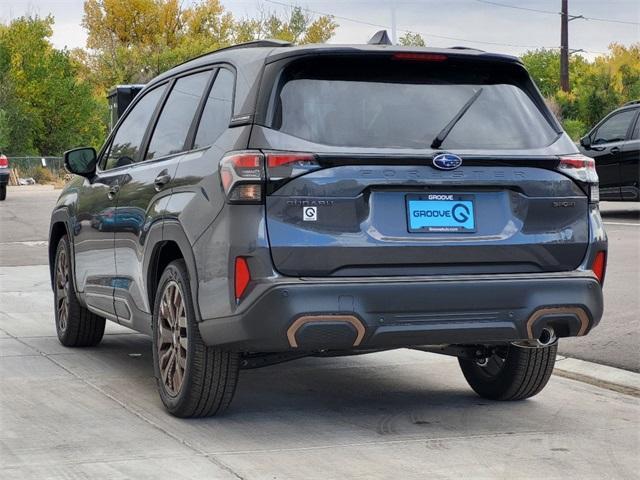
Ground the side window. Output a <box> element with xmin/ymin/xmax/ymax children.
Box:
<box><xmin>193</xmin><ymin>68</ymin><xmax>234</xmax><ymax>149</ymax></box>
<box><xmin>593</xmin><ymin>109</ymin><xmax>636</xmax><ymax>145</ymax></box>
<box><xmin>146</xmin><ymin>71</ymin><xmax>211</xmax><ymax>160</ymax></box>
<box><xmin>104</xmin><ymin>85</ymin><xmax>167</xmax><ymax>170</ymax></box>
<box><xmin>632</xmin><ymin>112</ymin><xmax>640</xmax><ymax>140</ymax></box>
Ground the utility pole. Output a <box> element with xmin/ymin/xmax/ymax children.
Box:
<box><xmin>391</xmin><ymin>5</ymin><xmax>397</xmax><ymax>44</ymax></box>
<box><xmin>560</xmin><ymin>0</ymin><xmax>570</xmax><ymax>92</ymax></box>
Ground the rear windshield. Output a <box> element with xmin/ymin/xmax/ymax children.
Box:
<box><xmin>269</xmin><ymin>56</ymin><xmax>558</xmax><ymax>150</ymax></box>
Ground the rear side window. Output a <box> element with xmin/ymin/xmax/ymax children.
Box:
<box><xmin>270</xmin><ymin>56</ymin><xmax>558</xmax><ymax>150</ymax></box>
<box><xmin>193</xmin><ymin>68</ymin><xmax>234</xmax><ymax>149</ymax></box>
<box><xmin>593</xmin><ymin>109</ymin><xmax>636</xmax><ymax>145</ymax></box>
<box><xmin>146</xmin><ymin>71</ymin><xmax>211</xmax><ymax>160</ymax></box>
<box><xmin>105</xmin><ymin>85</ymin><xmax>167</xmax><ymax>170</ymax></box>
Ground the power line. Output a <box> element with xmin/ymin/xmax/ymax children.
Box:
<box><xmin>474</xmin><ymin>0</ymin><xmax>640</xmax><ymax>26</ymax></box>
<box><xmin>263</xmin><ymin>0</ymin><xmax>558</xmax><ymax>49</ymax></box>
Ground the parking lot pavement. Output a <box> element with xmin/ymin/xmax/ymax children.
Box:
<box><xmin>1</xmin><ymin>264</ymin><xmax>639</xmax><ymax>479</ymax></box>
<box><xmin>559</xmin><ymin>203</ymin><xmax>640</xmax><ymax>372</ymax></box>
<box><xmin>0</xmin><ymin>187</ymin><xmax>61</xmax><ymax>266</ymax></box>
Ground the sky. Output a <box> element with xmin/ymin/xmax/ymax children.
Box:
<box><xmin>1</xmin><ymin>0</ymin><xmax>638</xmax><ymax>60</ymax></box>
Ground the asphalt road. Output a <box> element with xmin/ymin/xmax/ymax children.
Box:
<box><xmin>0</xmin><ymin>187</ymin><xmax>638</xmax><ymax>371</ymax></box>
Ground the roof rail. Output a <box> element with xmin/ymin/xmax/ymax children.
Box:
<box><xmin>623</xmin><ymin>100</ymin><xmax>640</xmax><ymax>106</ymax></box>
<box><xmin>173</xmin><ymin>39</ymin><xmax>293</xmax><ymax>69</ymax></box>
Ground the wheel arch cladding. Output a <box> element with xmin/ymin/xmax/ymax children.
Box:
<box><xmin>48</xmin><ymin>215</ymin><xmax>70</xmax><ymax>289</ymax></box>
<box><xmin>146</xmin><ymin>222</ymin><xmax>201</xmax><ymax>322</ymax></box>
<box><xmin>148</xmin><ymin>241</ymin><xmax>184</xmax><ymax>309</ymax></box>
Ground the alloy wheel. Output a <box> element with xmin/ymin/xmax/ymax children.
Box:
<box><xmin>55</xmin><ymin>248</ymin><xmax>69</xmax><ymax>332</ymax></box>
<box><xmin>157</xmin><ymin>281</ymin><xmax>188</xmax><ymax>396</ymax></box>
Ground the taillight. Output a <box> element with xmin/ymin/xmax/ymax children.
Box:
<box><xmin>234</xmin><ymin>256</ymin><xmax>251</xmax><ymax>301</ymax></box>
<box><xmin>0</xmin><ymin>155</ymin><xmax>8</xmax><ymax>168</ymax></box>
<box><xmin>392</xmin><ymin>53</ymin><xmax>448</xmax><ymax>62</ymax></box>
<box><xmin>591</xmin><ymin>251</ymin><xmax>607</xmax><ymax>285</ymax></box>
<box><xmin>219</xmin><ymin>152</ymin><xmax>264</xmax><ymax>203</ymax></box>
<box><xmin>265</xmin><ymin>152</ymin><xmax>320</xmax><ymax>182</ymax></box>
<box><xmin>558</xmin><ymin>154</ymin><xmax>598</xmax><ymax>184</ymax></box>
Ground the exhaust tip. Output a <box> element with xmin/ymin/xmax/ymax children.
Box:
<box><xmin>538</xmin><ymin>327</ymin><xmax>556</xmax><ymax>347</ymax></box>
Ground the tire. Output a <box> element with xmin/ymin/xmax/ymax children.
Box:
<box><xmin>53</xmin><ymin>235</ymin><xmax>105</xmax><ymax>346</ymax></box>
<box><xmin>0</xmin><ymin>184</ymin><xmax>6</xmax><ymax>201</ymax></box>
<box><xmin>458</xmin><ymin>343</ymin><xmax>557</xmax><ymax>401</ymax></box>
<box><xmin>152</xmin><ymin>259</ymin><xmax>240</xmax><ymax>417</ymax></box>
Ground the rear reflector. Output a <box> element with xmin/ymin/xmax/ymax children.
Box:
<box><xmin>557</xmin><ymin>154</ymin><xmax>598</xmax><ymax>184</ymax></box>
<box><xmin>591</xmin><ymin>251</ymin><xmax>607</xmax><ymax>285</ymax></box>
<box><xmin>234</xmin><ymin>257</ymin><xmax>251</xmax><ymax>301</ymax></box>
<box><xmin>392</xmin><ymin>53</ymin><xmax>448</xmax><ymax>62</ymax></box>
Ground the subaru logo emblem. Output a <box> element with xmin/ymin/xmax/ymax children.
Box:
<box><xmin>432</xmin><ymin>153</ymin><xmax>463</xmax><ymax>170</ymax></box>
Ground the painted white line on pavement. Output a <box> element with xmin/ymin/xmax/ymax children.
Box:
<box><xmin>0</xmin><ymin>240</ymin><xmax>48</xmax><ymax>246</ymax></box>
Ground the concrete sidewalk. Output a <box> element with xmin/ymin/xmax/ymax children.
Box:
<box><xmin>1</xmin><ymin>265</ymin><xmax>639</xmax><ymax>479</ymax></box>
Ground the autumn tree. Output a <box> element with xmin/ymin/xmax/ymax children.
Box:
<box><xmin>399</xmin><ymin>32</ymin><xmax>426</xmax><ymax>47</ymax></box>
<box><xmin>81</xmin><ymin>0</ymin><xmax>337</xmax><ymax>89</ymax></box>
<box><xmin>522</xmin><ymin>43</ymin><xmax>640</xmax><ymax>139</ymax></box>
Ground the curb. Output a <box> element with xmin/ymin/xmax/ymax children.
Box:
<box><xmin>554</xmin><ymin>356</ymin><xmax>640</xmax><ymax>397</ymax></box>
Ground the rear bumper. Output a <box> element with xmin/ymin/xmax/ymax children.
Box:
<box><xmin>198</xmin><ymin>272</ymin><xmax>604</xmax><ymax>352</ymax></box>
<box><xmin>0</xmin><ymin>170</ymin><xmax>9</xmax><ymax>184</ymax></box>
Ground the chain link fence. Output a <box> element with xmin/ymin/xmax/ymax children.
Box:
<box><xmin>8</xmin><ymin>156</ymin><xmax>64</xmax><ymax>174</ymax></box>
<box><xmin>6</xmin><ymin>156</ymin><xmax>66</xmax><ymax>185</ymax></box>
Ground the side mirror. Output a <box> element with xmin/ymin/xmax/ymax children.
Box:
<box><xmin>580</xmin><ymin>135</ymin><xmax>592</xmax><ymax>149</ymax></box>
<box><xmin>64</xmin><ymin>147</ymin><xmax>97</xmax><ymax>177</ymax></box>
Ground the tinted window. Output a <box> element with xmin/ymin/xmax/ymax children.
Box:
<box><xmin>272</xmin><ymin>57</ymin><xmax>557</xmax><ymax>150</ymax></box>
<box><xmin>104</xmin><ymin>85</ymin><xmax>166</xmax><ymax>170</ymax></box>
<box><xmin>193</xmin><ymin>68</ymin><xmax>234</xmax><ymax>149</ymax></box>
<box><xmin>146</xmin><ymin>71</ymin><xmax>211</xmax><ymax>160</ymax></box>
<box><xmin>593</xmin><ymin>109</ymin><xmax>636</xmax><ymax>145</ymax></box>
<box><xmin>632</xmin><ymin>111</ymin><xmax>640</xmax><ymax>139</ymax></box>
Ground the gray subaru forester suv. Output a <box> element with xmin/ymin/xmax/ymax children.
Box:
<box><xmin>49</xmin><ymin>40</ymin><xmax>606</xmax><ymax>417</ymax></box>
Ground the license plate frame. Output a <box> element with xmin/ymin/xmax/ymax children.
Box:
<box><xmin>406</xmin><ymin>194</ymin><xmax>476</xmax><ymax>233</ymax></box>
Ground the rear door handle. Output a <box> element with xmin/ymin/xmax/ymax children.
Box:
<box><xmin>610</xmin><ymin>147</ymin><xmax>620</xmax><ymax>154</ymax></box>
<box><xmin>107</xmin><ymin>184</ymin><xmax>120</xmax><ymax>200</ymax></box>
<box><xmin>154</xmin><ymin>172</ymin><xmax>171</xmax><ymax>191</ymax></box>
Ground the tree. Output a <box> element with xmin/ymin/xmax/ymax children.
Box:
<box><xmin>81</xmin><ymin>0</ymin><xmax>337</xmax><ymax>88</ymax></box>
<box><xmin>399</xmin><ymin>32</ymin><xmax>425</xmax><ymax>47</ymax></box>
<box><xmin>522</xmin><ymin>43</ymin><xmax>640</xmax><ymax>138</ymax></box>
<box><xmin>0</xmin><ymin>16</ymin><xmax>104</xmax><ymax>155</ymax></box>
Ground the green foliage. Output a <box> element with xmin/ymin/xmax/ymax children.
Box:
<box><xmin>0</xmin><ymin>109</ymin><xmax>10</xmax><ymax>151</ymax></box>
<box><xmin>522</xmin><ymin>44</ymin><xmax>640</xmax><ymax>133</ymax></box>
<box><xmin>399</xmin><ymin>32</ymin><xmax>426</xmax><ymax>47</ymax></box>
<box><xmin>0</xmin><ymin>16</ymin><xmax>105</xmax><ymax>156</ymax></box>
<box><xmin>0</xmin><ymin>3</ymin><xmax>336</xmax><ymax>156</ymax></box>
<box><xmin>562</xmin><ymin>119</ymin><xmax>588</xmax><ymax>141</ymax></box>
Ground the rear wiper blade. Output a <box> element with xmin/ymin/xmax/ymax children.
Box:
<box><xmin>430</xmin><ymin>87</ymin><xmax>484</xmax><ymax>150</ymax></box>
